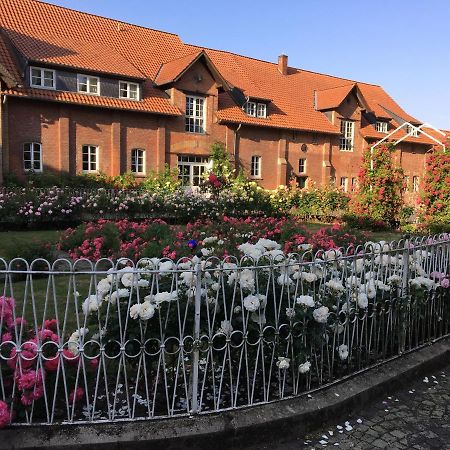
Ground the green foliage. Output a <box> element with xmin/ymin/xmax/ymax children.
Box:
<box><xmin>350</xmin><ymin>144</ymin><xmax>404</xmax><ymax>226</ymax></box>
<box><xmin>209</xmin><ymin>142</ymin><xmax>234</xmax><ymax>182</ymax></box>
<box><xmin>141</xmin><ymin>165</ymin><xmax>180</xmax><ymax>195</ymax></box>
<box><xmin>420</xmin><ymin>142</ymin><xmax>450</xmax><ymax>232</ymax></box>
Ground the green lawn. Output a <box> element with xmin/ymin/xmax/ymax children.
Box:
<box><xmin>0</xmin><ymin>229</ymin><xmax>61</xmax><ymax>260</ymax></box>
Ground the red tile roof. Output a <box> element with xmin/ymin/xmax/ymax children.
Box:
<box><xmin>0</xmin><ymin>0</ymin><xmax>443</xmax><ymax>140</ymax></box>
<box><xmin>316</xmin><ymin>84</ymin><xmax>355</xmax><ymax>111</ymax></box>
<box><xmin>5</xmin><ymin>29</ymin><xmax>146</xmax><ymax>79</ymax></box>
<box><xmin>155</xmin><ymin>51</ymin><xmax>203</xmax><ymax>86</ymax></box>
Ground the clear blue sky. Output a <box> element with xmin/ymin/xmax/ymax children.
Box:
<box><xmin>45</xmin><ymin>0</ymin><xmax>450</xmax><ymax>129</ymax></box>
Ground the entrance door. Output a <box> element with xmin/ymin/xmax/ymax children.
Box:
<box><xmin>177</xmin><ymin>155</ymin><xmax>211</xmax><ymax>187</ymax></box>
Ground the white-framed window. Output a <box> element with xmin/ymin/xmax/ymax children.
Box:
<box><xmin>340</xmin><ymin>120</ymin><xmax>354</xmax><ymax>151</ymax></box>
<box><xmin>330</xmin><ymin>176</ymin><xmax>336</xmax><ymax>186</ymax></box>
<box><xmin>406</xmin><ymin>124</ymin><xmax>419</xmax><ymax>137</ymax></box>
<box><xmin>30</xmin><ymin>67</ymin><xmax>55</xmax><ymax>89</ymax></box>
<box><xmin>82</xmin><ymin>145</ymin><xmax>99</xmax><ymax>173</ymax></box>
<box><xmin>250</xmin><ymin>155</ymin><xmax>262</xmax><ymax>178</ymax></box>
<box><xmin>257</xmin><ymin>103</ymin><xmax>267</xmax><ymax>118</ymax></box>
<box><xmin>412</xmin><ymin>175</ymin><xmax>420</xmax><ymax>192</ymax></box>
<box><xmin>178</xmin><ymin>155</ymin><xmax>210</xmax><ymax>186</ymax></box>
<box><xmin>244</xmin><ymin>101</ymin><xmax>267</xmax><ymax>118</ymax></box>
<box><xmin>185</xmin><ymin>95</ymin><xmax>205</xmax><ymax>133</ymax></box>
<box><xmin>77</xmin><ymin>74</ymin><xmax>100</xmax><ymax>95</ymax></box>
<box><xmin>245</xmin><ymin>101</ymin><xmax>256</xmax><ymax>117</ymax></box>
<box><xmin>404</xmin><ymin>175</ymin><xmax>410</xmax><ymax>192</ymax></box>
<box><xmin>375</xmin><ymin>121</ymin><xmax>388</xmax><ymax>133</ymax></box>
<box><xmin>131</xmin><ymin>149</ymin><xmax>145</xmax><ymax>175</ymax></box>
<box><xmin>299</xmin><ymin>158</ymin><xmax>306</xmax><ymax>174</ymax></box>
<box><xmin>23</xmin><ymin>142</ymin><xmax>42</xmax><ymax>172</ymax></box>
<box><xmin>351</xmin><ymin>177</ymin><xmax>358</xmax><ymax>190</ymax></box>
<box><xmin>119</xmin><ymin>81</ymin><xmax>139</xmax><ymax>100</ymax></box>
<box><xmin>340</xmin><ymin>177</ymin><xmax>348</xmax><ymax>192</ymax></box>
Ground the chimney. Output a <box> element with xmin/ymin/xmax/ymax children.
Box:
<box><xmin>278</xmin><ymin>54</ymin><xmax>288</xmax><ymax>75</ymax></box>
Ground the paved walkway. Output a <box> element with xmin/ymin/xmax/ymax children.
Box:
<box><xmin>256</xmin><ymin>363</ymin><xmax>450</xmax><ymax>450</ymax></box>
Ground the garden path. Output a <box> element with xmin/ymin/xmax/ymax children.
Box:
<box><xmin>250</xmin><ymin>362</ymin><xmax>450</xmax><ymax>450</ymax></box>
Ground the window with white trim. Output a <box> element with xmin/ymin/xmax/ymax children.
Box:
<box><xmin>412</xmin><ymin>175</ymin><xmax>420</xmax><ymax>192</ymax></box>
<box><xmin>340</xmin><ymin>120</ymin><xmax>354</xmax><ymax>151</ymax></box>
<box><xmin>185</xmin><ymin>95</ymin><xmax>205</xmax><ymax>133</ymax></box>
<box><xmin>375</xmin><ymin>121</ymin><xmax>388</xmax><ymax>133</ymax></box>
<box><xmin>131</xmin><ymin>149</ymin><xmax>145</xmax><ymax>175</ymax></box>
<box><xmin>257</xmin><ymin>103</ymin><xmax>267</xmax><ymax>118</ymax></box>
<box><xmin>30</xmin><ymin>67</ymin><xmax>55</xmax><ymax>89</ymax></box>
<box><xmin>351</xmin><ymin>177</ymin><xmax>358</xmax><ymax>191</ymax></box>
<box><xmin>406</xmin><ymin>124</ymin><xmax>419</xmax><ymax>137</ymax></box>
<box><xmin>244</xmin><ymin>101</ymin><xmax>267</xmax><ymax>118</ymax></box>
<box><xmin>82</xmin><ymin>145</ymin><xmax>99</xmax><ymax>173</ymax></box>
<box><xmin>299</xmin><ymin>158</ymin><xmax>306</xmax><ymax>174</ymax></box>
<box><xmin>340</xmin><ymin>177</ymin><xmax>348</xmax><ymax>192</ymax></box>
<box><xmin>177</xmin><ymin>155</ymin><xmax>210</xmax><ymax>186</ymax></box>
<box><xmin>23</xmin><ymin>142</ymin><xmax>42</xmax><ymax>172</ymax></box>
<box><xmin>245</xmin><ymin>101</ymin><xmax>256</xmax><ymax>117</ymax></box>
<box><xmin>120</xmin><ymin>81</ymin><xmax>139</xmax><ymax>100</ymax></box>
<box><xmin>250</xmin><ymin>155</ymin><xmax>262</xmax><ymax>178</ymax></box>
<box><xmin>77</xmin><ymin>74</ymin><xmax>100</xmax><ymax>95</ymax></box>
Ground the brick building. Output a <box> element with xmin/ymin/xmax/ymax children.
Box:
<box><xmin>0</xmin><ymin>0</ymin><xmax>447</xmax><ymax>195</ymax></box>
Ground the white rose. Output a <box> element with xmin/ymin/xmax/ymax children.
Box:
<box><xmin>129</xmin><ymin>303</ymin><xmax>142</xmax><ymax>320</ymax></box>
<box><xmin>276</xmin><ymin>356</ymin><xmax>290</xmax><ymax>370</ymax></box>
<box><xmin>357</xmin><ymin>292</ymin><xmax>368</xmax><ymax>309</ymax></box>
<box><xmin>139</xmin><ymin>301</ymin><xmax>156</xmax><ymax>320</ymax></box>
<box><xmin>299</xmin><ymin>361</ymin><xmax>311</xmax><ymax>374</ymax></box>
<box><xmin>338</xmin><ymin>344</ymin><xmax>349</xmax><ymax>360</ymax></box>
<box><xmin>243</xmin><ymin>294</ymin><xmax>260</xmax><ymax>312</ymax></box>
<box><xmin>313</xmin><ymin>306</ymin><xmax>329</xmax><ymax>324</ymax></box>
<box><xmin>296</xmin><ymin>295</ymin><xmax>315</xmax><ymax>308</ymax></box>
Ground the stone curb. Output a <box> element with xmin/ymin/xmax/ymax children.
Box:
<box><xmin>3</xmin><ymin>337</ymin><xmax>450</xmax><ymax>450</ymax></box>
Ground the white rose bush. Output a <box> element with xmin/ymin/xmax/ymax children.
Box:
<box><xmin>0</xmin><ymin>233</ymin><xmax>449</xmax><ymax>425</ymax></box>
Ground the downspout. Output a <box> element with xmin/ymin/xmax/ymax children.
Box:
<box><xmin>233</xmin><ymin>123</ymin><xmax>242</xmax><ymax>175</ymax></box>
<box><xmin>0</xmin><ymin>93</ymin><xmax>6</xmax><ymax>185</ymax></box>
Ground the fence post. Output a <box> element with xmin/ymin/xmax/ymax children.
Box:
<box><xmin>190</xmin><ymin>255</ymin><xmax>202</xmax><ymax>414</ymax></box>
<box><xmin>400</xmin><ymin>234</ymin><xmax>410</xmax><ymax>353</ymax></box>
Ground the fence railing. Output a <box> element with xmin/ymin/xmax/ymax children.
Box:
<box><xmin>0</xmin><ymin>235</ymin><xmax>449</xmax><ymax>426</ymax></box>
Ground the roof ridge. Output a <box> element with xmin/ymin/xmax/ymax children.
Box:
<box><xmin>315</xmin><ymin>83</ymin><xmax>355</xmax><ymax>93</ymax></box>
<box><xmin>188</xmin><ymin>43</ymin><xmax>381</xmax><ymax>88</ymax></box>
<box><xmin>160</xmin><ymin>50</ymin><xmax>203</xmax><ymax>66</ymax></box>
<box><xmin>29</xmin><ymin>0</ymin><xmax>180</xmax><ymax>38</ymax></box>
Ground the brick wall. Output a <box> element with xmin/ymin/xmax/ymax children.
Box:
<box><xmin>3</xmin><ymin>64</ymin><xmax>434</xmax><ymax>193</ymax></box>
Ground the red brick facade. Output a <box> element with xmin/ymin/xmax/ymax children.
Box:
<box><xmin>0</xmin><ymin>0</ymin><xmax>447</xmax><ymax>196</ymax></box>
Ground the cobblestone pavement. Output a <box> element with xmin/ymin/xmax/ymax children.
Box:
<box><xmin>268</xmin><ymin>363</ymin><xmax>450</xmax><ymax>449</ymax></box>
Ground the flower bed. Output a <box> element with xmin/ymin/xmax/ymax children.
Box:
<box><xmin>57</xmin><ymin>217</ymin><xmax>369</xmax><ymax>261</ymax></box>
<box><xmin>0</xmin><ymin>183</ymin><xmax>351</xmax><ymax>229</ymax></box>
<box><xmin>1</xmin><ymin>233</ymin><xmax>449</xmax><ymax>426</ymax></box>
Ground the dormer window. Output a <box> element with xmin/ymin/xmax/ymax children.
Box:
<box><xmin>375</xmin><ymin>121</ymin><xmax>388</xmax><ymax>133</ymax></box>
<box><xmin>77</xmin><ymin>74</ymin><xmax>100</xmax><ymax>95</ymax></box>
<box><xmin>406</xmin><ymin>124</ymin><xmax>419</xmax><ymax>137</ymax></box>
<box><xmin>244</xmin><ymin>101</ymin><xmax>267</xmax><ymax>118</ymax></box>
<box><xmin>119</xmin><ymin>81</ymin><xmax>139</xmax><ymax>100</ymax></box>
<box><xmin>30</xmin><ymin>67</ymin><xmax>55</xmax><ymax>89</ymax></box>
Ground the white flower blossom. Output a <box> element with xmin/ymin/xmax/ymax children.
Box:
<box><xmin>357</xmin><ymin>292</ymin><xmax>368</xmax><ymax>309</ymax></box>
<box><xmin>299</xmin><ymin>361</ymin><xmax>311</xmax><ymax>374</ymax></box>
<box><xmin>219</xmin><ymin>320</ymin><xmax>233</xmax><ymax>336</ymax></box>
<box><xmin>313</xmin><ymin>306</ymin><xmax>329</xmax><ymax>324</ymax></box>
<box><xmin>139</xmin><ymin>301</ymin><xmax>156</xmax><ymax>320</ymax></box>
<box><xmin>276</xmin><ymin>356</ymin><xmax>290</xmax><ymax>370</ymax></box>
<box><xmin>296</xmin><ymin>295</ymin><xmax>315</xmax><ymax>308</ymax></box>
<box><xmin>338</xmin><ymin>344</ymin><xmax>349</xmax><ymax>360</ymax></box>
<box><xmin>243</xmin><ymin>294</ymin><xmax>261</xmax><ymax>312</ymax></box>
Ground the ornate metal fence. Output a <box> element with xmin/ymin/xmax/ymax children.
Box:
<box><xmin>0</xmin><ymin>235</ymin><xmax>449</xmax><ymax>426</ymax></box>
